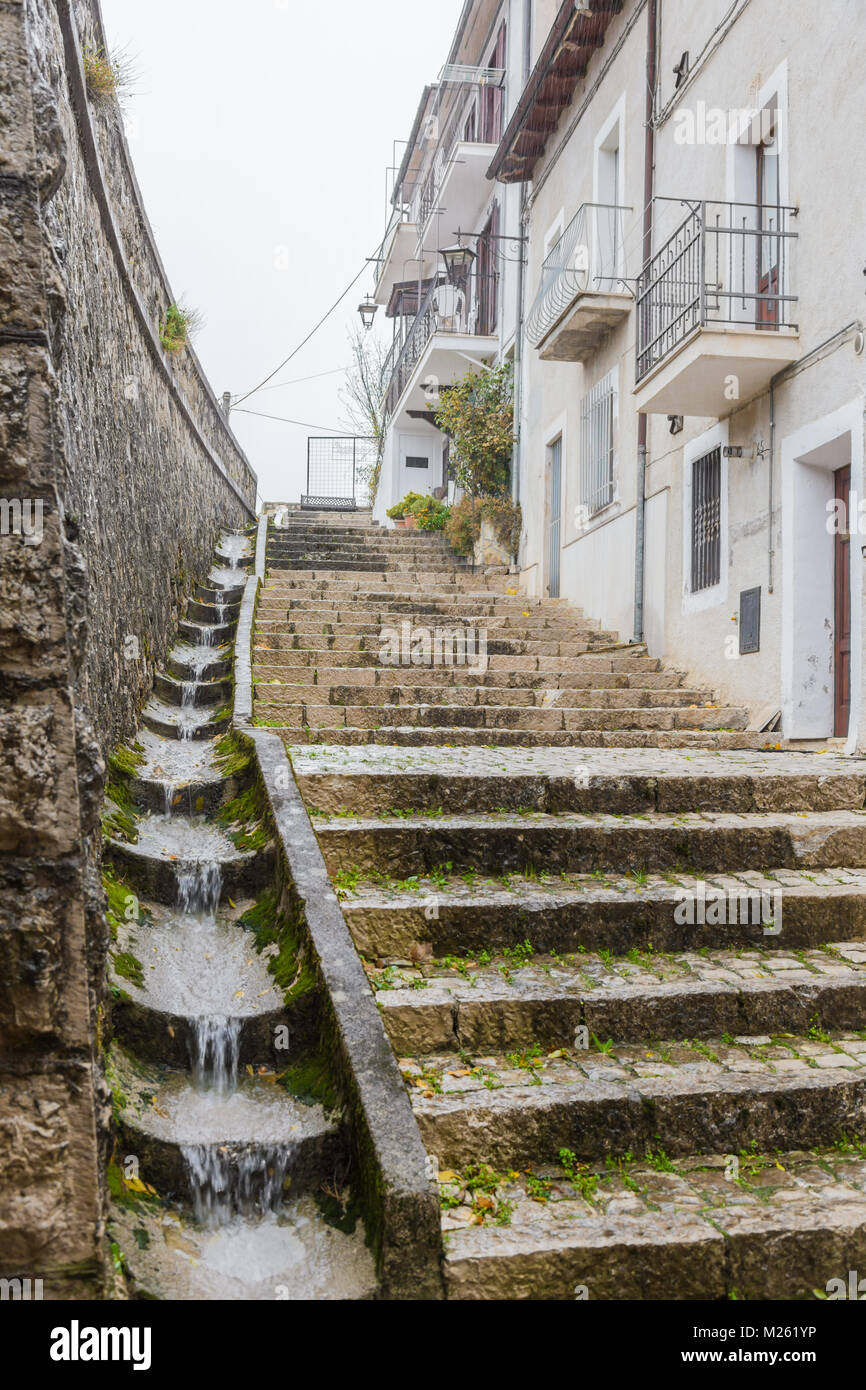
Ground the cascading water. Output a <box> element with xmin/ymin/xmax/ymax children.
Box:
<box><xmin>188</xmin><ymin>1014</ymin><xmax>241</xmax><ymax>1096</ymax></box>
<box><xmin>180</xmin><ymin>1143</ymin><xmax>294</xmax><ymax>1228</ymax></box>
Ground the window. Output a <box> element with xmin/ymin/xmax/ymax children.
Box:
<box><xmin>405</xmin><ymin>456</ymin><xmax>429</xmax><ymax>469</ymax></box>
<box><xmin>476</xmin><ymin>203</ymin><xmax>500</xmax><ymax>336</ymax></box>
<box><xmin>691</xmin><ymin>447</ymin><xmax>721</xmax><ymax>592</ymax></box>
<box><xmin>579</xmin><ymin>369</ymin><xmax>616</xmax><ymax>515</ymax></box>
<box><xmin>481</xmin><ymin>22</ymin><xmax>506</xmax><ymax>143</ymax></box>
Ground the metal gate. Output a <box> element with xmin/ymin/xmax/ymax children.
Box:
<box><xmin>548</xmin><ymin>436</ymin><xmax>562</xmax><ymax>598</ymax></box>
<box><xmin>302</xmin><ymin>437</ymin><xmax>376</xmax><ymax>510</ymax></box>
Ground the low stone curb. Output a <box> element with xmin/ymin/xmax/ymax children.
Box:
<box><xmin>235</xmin><ymin>512</ymin><xmax>443</xmax><ymax>1299</ymax></box>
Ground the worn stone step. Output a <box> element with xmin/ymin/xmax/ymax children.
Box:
<box><xmin>178</xmin><ymin>618</ymin><xmax>235</xmax><ymax>647</ymax></box>
<box><xmin>154</xmin><ymin>673</ymin><xmax>233</xmax><ymax>708</ymax></box>
<box><xmin>253</xmin><ymin>664</ymin><xmax>682</xmax><ymax>690</ymax></box>
<box><xmin>110</xmin><ymin>1045</ymin><xmax>344</xmax><ymax>1203</ymax></box>
<box><xmin>254</xmin><ymin>702</ymin><xmax>748</xmax><ymax>733</ymax></box>
<box><xmin>104</xmin><ymin>813</ymin><xmax>273</xmax><ymax>905</ymax></box>
<box><xmin>260</xmin><ymin>685</ymin><xmax>712</xmax><ymax>711</ymax></box>
<box><xmin>290</xmin><ymin>746</ymin><xmax>866</xmax><ymax>816</ymax></box>
<box><xmin>406</xmin><ymin>1034</ymin><xmax>866</xmax><ymax>1170</ymax></box>
<box><xmin>341</xmin><ymin>871</ymin><xmax>866</xmax><ymax>958</ymax></box>
<box><xmin>312</xmin><ymin>808</ymin><xmax>866</xmax><ymax>879</ymax></box>
<box><xmin>268</xmin><ymin>725</ymin><xmax>778</xmax><ymax>750</ymax></box>
<box><xmin>439</xmin><ymin>1145</ymin><xmax>866</xmax><ymax>1300</ymax></box>
<box><xmin>371</xmin><ymin>944</ymin><xmax>866</xmax><ymax>1054</ymax></box>
<box><xmin>142</xmin><ymin>696</ymin><xmax>230</xmax><ymax>741</ymax></box>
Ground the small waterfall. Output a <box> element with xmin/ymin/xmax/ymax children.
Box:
<box><xmin>177</xmin><ymin>860</ymin><xmax>222</xmax><ymax>915</ymax></box>
<box><xmin>163</xmin><ymin>780</ymin><xmax>178</xmax><ymax>815</ymax></box>
<box><xmin>189</xmin><ymin>1015</ymin><xmax>241</xmax><ymax>1096</ymax></box>
<box><xmin>180</xmin><ymin>1143</ymin><xmax>294</xmax><ymax>1228</ymax></box>
<box><xmin>178</xmin><ymin>680</ymin><xmax>197</xmax><ymax>742</ymax></box>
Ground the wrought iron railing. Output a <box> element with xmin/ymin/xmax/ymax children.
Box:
<box><xmin>382</xmin><ymin>273</ymin><xmax>498</xmax><ymax>421</ymax></box>
<box><xmin>635</xmin><ymin>198</ymin><xmax>798</xmax><ymax>383</ymax></box>
<box><xmin>527</xmin><ymin>203</ymin><xmax>632</xmax><ymax>348</ymax></box>
<box><xmin>408</xmin><ymin>73</ymin><xmax>505</xmax><ymax>230</ymax></box>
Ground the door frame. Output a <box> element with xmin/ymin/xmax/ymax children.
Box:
<box><xmin>781</xmin><ymin>398</ymin><xmax>863</xmax><ymax>749</ymax></box>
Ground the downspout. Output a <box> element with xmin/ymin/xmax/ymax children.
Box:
<box><xmin>633</xmin><ymin>0</ymin><xmax>658</xmax><ymax>642</ymax></box>
<box><xmin>510</xmin><ymin>0</ymin><xmax>533</xmax><ymax>538</ymax></box>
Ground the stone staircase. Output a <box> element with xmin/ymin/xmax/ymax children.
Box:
<box><xmin>253</xmin><ymin>511</ymin><xmax>757</xmax><ymax>747</ymax></box>
<box><xmin>255</xmin><ymin>509</ymin><xmax>866</xmax><ymax>1300</ymax></box>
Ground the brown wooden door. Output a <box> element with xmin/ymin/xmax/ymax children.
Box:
<box><xmin>756</xmin><ymin>124</ymin><xmax>780</xmax><ymax>327</ymax></box>
<box><xmin>834</xmin><ymin>464</ymin><xmax>851</xmax><ymax>736</ymax></box>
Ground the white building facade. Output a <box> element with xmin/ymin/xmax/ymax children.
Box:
<box><xmin>370</xmin><ymin>0</ymin><xmax>532</xmax><ymax>523</ymax></box>
<box><xmin>495</xmin><ymin>0</ymin><xmax>866</xmax><ymax>750</ymax></box>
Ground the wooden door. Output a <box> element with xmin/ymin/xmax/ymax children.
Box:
<box><xmin>834</xmin><ymin>464</ymin><xmax>851</xmax><ymax>737</ymax></box>
<box><xmin>756</xmin><ymin>125</ymin><xmax>780</xmax><ymax>327</ymax></box>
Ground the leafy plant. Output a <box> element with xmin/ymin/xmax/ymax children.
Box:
<box><xmin>386</xmin><ymin>492</ymin><xmax>428</xmax><ymax>521</ymax></box>
<box><xmin>159</xmin><ymin>302</ymin><xmax>203</xmax><ymax>354</ymax></box>
<box><xmin>434</xmin><ymin>361</ymin><xmax>514</xmax><ymax>496</ymax></box>
<box><xmin>413</xmin><ymin>497</ymin><xmax>450</xmax><ymax>532</ymax></box>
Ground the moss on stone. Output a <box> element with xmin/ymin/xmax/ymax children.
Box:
<box><xmin>278</xmin><ymin>1052</ymin><xmax>337</xmax><ymax>1112</ymax></box>
<box><xmin>213</xmin><ymin>730</ymin><xmax>253</xmax><ymax>778</ymax></box>
<box><xmin>111</xmin><ymin>950</ymin><xmax>144</xmax><ymax>989</ymax></box>
<box><xmin>214</xmin><ymin>782</ymin><xmax>269</xmax><ymax>852</ymax></box>
<box><xmin>101</xmin><ymin>781</ymin><xmax>139</xmax><ymax>844</ymax></box>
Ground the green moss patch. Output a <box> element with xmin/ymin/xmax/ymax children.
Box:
<box><xmin>238</xmin><ymin>888</ymin><xmax>316</xmax><ymax>1005</ymax></box>
<box><xmin>277</xmin><ymin>1052</ymin><xmax>337</xmax><ymax>1112</ymax></box>
<box><xmin>213</xmin><ymin>731</ymin><xmax>253</xmax><ymax>778</ymax></box>
<box><xmin>214</xmin><ymin>782</ymin><xmax>270</xmax><ymax>852</ymax></box>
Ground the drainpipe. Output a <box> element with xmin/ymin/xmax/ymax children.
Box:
<box><xmin>633</xmin><ymin>0</ymin><xmax>658</xmax><ymax>643</ymax></box>
<box><xmin>510</xmin><ymin>0</ymin><xmax>533</xmax><ymax>539</ymax></box>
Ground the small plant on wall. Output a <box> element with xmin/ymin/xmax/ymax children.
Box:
<box><xmin>82</xmin><ymin>42</ymin><xmax>136</xmax><ymax>112</ymax></box>
<box><xmin>159</xmin><ymin>302</ymin><xmax>204</xmax><ymax>355</ymax></box>
<box><xmin>434</xmin><ymin>361</ymin><xmax>514</xmax><ymax>498</ymax></box>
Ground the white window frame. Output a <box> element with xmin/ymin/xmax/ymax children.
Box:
<box><xmin>578</xmin><ymin>367</ymin><xmax>618</xmax><ymax>520</ymax></box>
<box><xmin>682</xmin><ymin>420</ymin><xmax>729</xmax><ymax>615</ymax></box>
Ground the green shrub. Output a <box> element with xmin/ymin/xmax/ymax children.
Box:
<box><xmin>435</xmin><ymin>362</ymin><xmax>514</xmax><ymax>497</ymax></box>
<box><xmin>413</xmin><ymin>497</ymin><xmax>450</xmax><ymax>532</ymax></box>
<box><xmin>444</xmin><ymin>495</ymin><xmax>522</xmax><ymax>557</ymax></box>
<box><xmin>386</xmin><ymin>492</ymin><xmax>428</xmax><ymax>520</ymax></box>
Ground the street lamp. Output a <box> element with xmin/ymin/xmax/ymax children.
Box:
<box><xmin>440</xmin><ymin>240</ymin><xmax>476</xmax><ymax>285</ymax></box>
<box><xmin>357</xmin><ymin>295</ymin><xmax>378</xmax><ymax>331</ymax></box>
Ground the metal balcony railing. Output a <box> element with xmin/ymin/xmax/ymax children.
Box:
<box><xmin>382</xmin><ymin>273</ymin><xmax>498</xmax><ymax>421</ymax></box>
<box><xmin>635</xmin><ymin>198</ymin><xmax>798</xmax><ymax>383</ymax></box>
<box><xmin>527</xmin><ymin>203</ymin><xmax>632</xmax><ymax>348</ymax></box>
<box><xmin>407</xmin><ymin>72</ymin><xmax>505</xmax><ymax>230</ymax></box>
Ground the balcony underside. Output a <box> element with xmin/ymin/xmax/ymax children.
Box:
<box><xmin>392</xmin><ymin>332</ymin><xmax>499</xmax><ymax>421</ymax></box>
<box><xmin>374</xmin><ymin>222</ymin><xmax>419</xmax><ymax>306</ymax></box>
<box><xmin>419</xmin><ymin>142</ymin><xmax>498</xmax><ymax>254</ymax></box>
<box><xmin>633</xmin><ymin>324</ymin><xmax>800</xmax><ymax>417</ymax></box>
<box><xmin>537</xmin><ymin>291</ymin><xmax>632</xmax><ymax>363</ymax></box>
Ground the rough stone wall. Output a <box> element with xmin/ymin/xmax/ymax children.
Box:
<box><xmin>0</xmin><ymin>0</ymin><xmax>257</xmax><ymax>1294</ymax></box>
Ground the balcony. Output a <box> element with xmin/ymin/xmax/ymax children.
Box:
<box><xmin>372</xmin><ymin>208</ymin><xmax>419</xmax><ymax>306</ymax></box>
<box><xmin>408</xmin><ymin>70</ymin><xmax>505</xmax><ymax>252</ymax></box>
<box><xmin>527</xmin><ymin>203</ymin><xmax>633</xmax><ymax>361</ymax></box>
<box><xmin>382</xmin><ymin>275</ymin><xmax>498</xmax><ymax>422</ymax></box>
<box><xmin>634</xmin><ymin>198</ymin><xmax>799</xmax><ymax>417</ymax></box>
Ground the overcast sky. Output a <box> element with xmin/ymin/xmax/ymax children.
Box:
<box><xmin>101</xmin><ymin>0</ymin><xmax>464</xmax><ymax>506</ymax></box>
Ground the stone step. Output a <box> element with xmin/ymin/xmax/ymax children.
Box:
<box><xmin>268</xmin><ymin>726</ymin><xmax>776</xmax><ymax>750</ymax></box>
<box><xmin>439</xmin><ymin>1144</ymin><xmax>866</xmax><ymax>1300</ymax></box>
<box><xmin>312</xmin><ymin>808</ymin><xmax>866</xmax><ymax>880</ymax></box>
<box><xmin>289</xmin><ymin>746</ymin><xmax>865</xmax><ymax>816</ymax></box>
<box><xmin>154</xmin><ymin>673</ymin><xmax>233</xmax><ymax>708</ymax></box>
<box><xmin>369</xmin><ymin>943</ymin><xmax>866</xmax><ymax>1055</ymax></box>
<box><xmin>257</xmin><ymin>685</ymin><xmax>711</xmax><ymax>711</ymax></box>
<box><xmin>187</xmin><ymin>598</ymin><xmax>242</xmax><ymax>625</ymax></box>
<box><xmin>253</xmin><ymin>664</ymin><xmax>683</xmax><ymax>690</ymax></box>
<box><xmin>142</xmin><ymin>696</ymin><xmax>230</xmax><ymax>741</ymax></box>
<box><xmin>251</xmin><ymin>649</ymin><xmax>663</xmax><ymax>674</ymax></box>
<box><xmin>104</xmin><ymin>814</ymin><xmax>273</xmax><ymax>905</ymax></box>
<box><xmin>340</xmin><ymin>870</ymin><xmax>866</xmax><ymax>957</ymax></box>
<box><xmin>110</xmin><ymin>1045</ymin><xmax>344</xmax><ymax>1203</ymax></box>
<box><xmin>406</xmin><ymin>1033</ymin><xmax>866</xmax><ymax>1171</ymax></box>
<box><xmin>253</xmin><ymin>702</ymin><xmax>748</xmax><ymax>733</ymax></box>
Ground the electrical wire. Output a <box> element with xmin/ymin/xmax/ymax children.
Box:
<box><xmin>232</xmin><ymin>262</ymin><xmax>369</xmax><ymax>406</ymax></box>
<box><xmin>249</xmin><ymin>365</ymin><xmax>349</xmax><ymax>397</ymax></box>
<box><xmin>232</xmin><ymin>407</ymin><xmax>347</xmax><ymax>433</ymax></box>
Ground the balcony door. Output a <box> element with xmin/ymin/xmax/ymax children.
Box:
<box><xmin>476</xmin><ymin>204</ymin><xmax>499</xmax><ymax>337</ymax></box>
<box><xmin>834</xmin><ymin>464</ymin><xmax>851</xmax><ymax>737</ymax></box>
<box><xmin>547</xmin><ymin>436</ymin><xmax>562</xmax><ymax>599</ymax></box>
<box><xmin>756</xmin><ymin>121</ymin><xmax>780</xmax><ymax>327</ymax></box>
<box><xmin>481</xmin><ymin>22</ymin><xmax>506</xmax><ymax>144</ymax></box>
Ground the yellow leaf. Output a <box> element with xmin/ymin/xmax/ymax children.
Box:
<box><xmin>438</xmin><ymin>1170</ymin><xmax>460</xmax><ymax>1182</ymax></box>
<box><xmin>123</xmin><ymin>1176</ymin><xmax>149</xmax><ymax>1193</ymax></box>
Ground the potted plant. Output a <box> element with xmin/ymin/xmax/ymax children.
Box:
<box><xmin>386</xmin><ymin>492</ymin><xmax>428</xmax><ymax>529</ymax></box>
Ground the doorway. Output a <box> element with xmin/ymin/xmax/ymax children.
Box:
<box><xmin>547</xmin><ymin>436</ymin><xmax>562</xmax><ymax>598</ymax></box>
<box><xmin>834</xmin><ymin>464</ymin><xmax>851</xmax><ymax>736</ymax></box>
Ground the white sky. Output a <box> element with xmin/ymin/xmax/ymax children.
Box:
<box><xmin>101</xmin><ymin>0</ymin><xmax>464</xmax><ymax>506</ymax></box>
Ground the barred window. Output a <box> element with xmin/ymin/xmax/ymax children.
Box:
<box><xmin>579</xmin><ymin>370</ymin><xmax>616</xmax><ymax>515</ymax></box>
<box><xmin>691</xmin><ymin>447</ymin><xmax>721</xmax><ymax>592</ymax></box>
